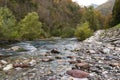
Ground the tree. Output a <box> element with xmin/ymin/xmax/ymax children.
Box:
<box><xmin>86</xmin><ymin>6</ymin><xmax>100</xmax><ymax>31</ymax></box>
<box><xmin>112</xmin><ymin>0</ymin><xmax>120</xmax><ymax>26</ymax></box>
<box><xmin>80</xmin><ymin>6</ymin><xmax>105</xmax><ymax>31</ymax></box>
<box><xmin>18</xmin><ymin>12</ymin><xmax>43</xmax><ymax>40</ymax></box>
<box><xmin>75</xmin><ymin>22</ymin><xmax>93</xmax><ymax>41</ymax></box>
<box><xmin>0</xmin><ymin>0</ymin><xmax>82</xmax><ymax>37</ymax></box>
<box><xmin>0</xmin><ymin>7</ymin><xmax>18</xmax><ymax>40</ymax></box>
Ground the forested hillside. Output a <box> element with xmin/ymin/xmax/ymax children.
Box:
<box><xmin>0</xmin><ymin>0</ymin><xmax>81</xmax><ymax>39</ymax></box>
<box><xmin>0</xmin><ymin>0</ymin><xmax>116</xmax><ymax>41</ymax></box>
<box><xmin>112</xmin><ymin>0</ymin><xmax>120</xmax><ymax>26</ymax></box>
<box><xmin>96</xmin><ymin>0</ymin><xmax>115</xmax><ymax>15</ymax></box>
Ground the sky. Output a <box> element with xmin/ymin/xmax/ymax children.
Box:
<box><xmin>72</xmin><ymin>0</ymin><xmax>108</xmax><ymax>6</ymax></box>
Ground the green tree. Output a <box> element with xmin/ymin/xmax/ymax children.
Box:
<box><xmin>61</xmin><ymin>26</ymin><xmax>74</xmax><ymax>38</ymax></box>
<box><xmin>0</xmin><ymin>7</ymin><xmax>18</xmax><ymax>40</ymax></box>
<box><xmin>80</xmin><ymin>6</ymin><xmax>105</xmax><ymax>31</ymax></box>
<box><xmin>75</xmin><ymin>22</ymin><xmax>93</xmax><ymax>41</ymax></box>
<box><xmin>86</xmin><ymin>6</ymin><xmax>100</xmax><ymax>31</ymax></box>
<box><xmin>112</xmin><ymin>0</ymin><xmax>120</xmax><ymax>26</ymax></box>
<box><xmin>18</xmin><ymin>12</ymin><xmax>43</xmax><ymax>40</ymax></box>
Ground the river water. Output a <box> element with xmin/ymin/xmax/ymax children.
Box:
<box><xmin>0</xmin><ymin>38</ymin><xmax>81</xmax><ymax>80</ymax></box>
<box><xmin>0</xmin><ymin>37</ymin><xmax>119</xmax><ymax>80</ymax></box>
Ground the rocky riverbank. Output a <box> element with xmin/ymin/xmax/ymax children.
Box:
<box><xmin>0</xmin><ymin>28</ymin><xmax>120</xmax><ymax>80</ymax></box>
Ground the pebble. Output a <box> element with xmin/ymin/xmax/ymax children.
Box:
<box><xmin>15</xmin><ymin>67</ymin><xmax>22</xmax><ymax>71</ymax></box>
<box><xmin>13</xmin><ymin>63</ymin><xmax>30</xmax><ymax>68</ymax></box>
<box><xmin>10</xmin><ymin>46</ymin><xmax>23</xmax><ymax>51</ymax></box>
<box><xmin>75</xmin><ymin>63</ymin><xmax>89</xmax><ymax>69</ymax></box>
<box><xmin>103</xmin><ymin>48</ymin><xmax>110</xmax><ymax>54</ymax></box>
<box><xmin>3</xmin><ymin>64</ymin><xmax>13</xmax><ymax>71</ymax></box>
<box><xmin>42</xmin><ymin>58</ymin><xmax>54</xmax><ymax>62</ymax></box>
<box><xmin>66</xmin><ymin>70</ymin><xmax>89</xmax><ymax>78</ymax></box>
<box><xmin>29</xmin><ymin>59</ymin><xmax>37</xmax><ymax>66</ymax></box>
<box><xmin>88</xmin><ymin>50</ymin><xmax>96</xmax><ymax>54</ymax></box>
<box><xmin>51</xmin><ymin>49</ymin><xmax>60</xmax><ymax>54</ymax></box>
<box><xmin>1</xmin><ymin>60</ymin><xmax>8</xmax><ymax>64</ymax></box>
<box><xmin>70</xmin><ymin>78</ymin><xmax>88</xmax><ymax>80</ymax></box>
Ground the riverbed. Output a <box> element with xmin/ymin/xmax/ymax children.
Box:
<box><xmin>0</xmin><ymin>37</ymin><xmax>120</xmax><ymax>80</ymax></box>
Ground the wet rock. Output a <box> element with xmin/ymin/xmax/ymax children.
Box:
<box><xmin>66</xmin><ymin>70</ymin><xmax>89</xmax><ymax>78</ymax></box>
<box><xmin>75</xmin><ymin>63</ymin><xmax>90</xmax><ymax>69</ymax></box>
<box><xmin>71</xmin><ymin>49</ymin><xmax>80</xmax><ymax>52</ymax></box>
<box><xmin>56</xmin><ymin>60</ymin><xmax>67</xmax><ymax>63</ymax></box>
<box><xmin>0</xmin><ymin>54</ymin><xmax>4</xmax><ymax>57</ymax></box>
<box><xmin>51</xmin><ymin>49</ymin><xmax>60</xmax><ymax>54</ymax></box>
<box><xmin>39</xmin><ymin>52</ymin><xmax>49</xmax><ymax>56</ymax></box>
<box><xmin>15</xmin><ymin>67</ymin><xmax>22</xmax><ymax>71</ymax></box>
<box><xmin>22</xmin><ymin>59</ymin><xmax>30</xmax><ymax>64</ymax></box>
<box><xmin>115</xmin><ymin>47</ymin><xmax>120</xmax><ymax>51</ymax></box>
<box><xmin>107</xmin><ymin>44</ymin><xmax>115</xmax><ymax>50</ymax></box>
<box><xmin>105</xmin><ymin>56</ymin><xmax>113</xmax><ymax>60</ymax></box>
<box><xmin>90</xmin><ymin>67</ymin><xmax>101</xmax><ymax>73</ymax></box>
<box><xmin>42</xmin><ymin>58</ymin><xmax>54</xmax><ymax>62</ymax></box>
<box><xmin>28</xmin><ymin>72</ymin><xmax>36</xmax><ymax>79</ymax></box>
<box><xmin>69</xmin><ymin>61</ymin><xmax>78</xmax><ymax>64</ymax></box>
<box><xmin>67</xmin><ymin>56</ymin><xmax>76</xmax><ymax>59</ymax></box>
<box><xmin>29</xmin><ymin>59</ymin><xmax>37</xmax><ymax>66</ymax></box>
<box><xmin>13</xmin><ymin>63</ymin><xmax>30</xmax><ymax>68</ymax></box>
<box><xmin>69</xmin><ymin>77</ymin><xmax>88</xmax><ymax>80</ymax></box>
<box><xmin>69</xmin><ymin>60</ymin><xmax>81</xmax><ymax>64</ymax></box>
<box><xmin>0</xmin><ymin>53</ymin><xmax>12</xmax><ymax>58</ymax></box>
<box><xmin>55</xmin><ymin>56</ymin><xmax>62</xmax><ymax>59</ymax></box>
<box><xmin>102</xmin><ymin>48</ymin><xmax>110</xmax><ymax>54</ymax></box>
<box><xmin>10</xmin><ymin>46</ymin><xmax>25</xmax><ymax>51</ymax></box>
<box><xmin>87</xmin><ymin>50</ymin><xmax>96</xmax><ymax>54</ymax></box>
<box><xmin>110</xmin><ymin>63</ymin><xmax>120</xmax><ymax>67</ymax></box>
<box><xmin>0</xmin><ymin>60</ymin><xmax>8</xmax><ymax>65</ymax></box>
<box><xmin>48</xmin><ymin>78</ymin><xmax>56</xmax><ymax>80</ymax></box>
<box><xmin>0</xmin><ymin>64</ymin><xmax>2</xmax><ymax>69</ymax></box>
<box><xmin>102</xmin><ymin>71</ymin><xmax>108</xmax><ymax>75</ymax></box>
<box><xmin>3</xmin><ymin>64</ymin><xmax>13</xmax><ymax>71</ymax></box>
<box><xmin>76</xmin><ymin>60</ymin><xmax>82</xmax><ymax>63</ymax></box>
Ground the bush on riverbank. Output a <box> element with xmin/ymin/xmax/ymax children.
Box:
<box><xmin>75</xmin><ymin>22</ymin><xmax>93</xmax><ymax>41</ymax></box>
<box><xmin>18</xmin><ymin>12</ymin><xmax>44</xmax><ymax>40</ymax></box>
<box><xmin>0</xmin><ymin>7</ymin><xmax>17</xmax><ymax>40</ymax></box>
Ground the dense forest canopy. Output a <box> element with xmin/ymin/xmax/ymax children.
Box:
<box><xmin>112</xmin><ymin>0</ymin><xmax>120</xmax><ymax>26</ymax></box>
<box><xmin>0</xmin><ymin>0</ymin><xmax>119</xmax><ymax>41</ymax></box>
<box><xmin>96</xmin><ymin>0</ymin><xmax>115</xmax><ymax>15</ymax></box>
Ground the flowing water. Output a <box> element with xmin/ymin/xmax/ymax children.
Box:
<box><xmin>0</xmin><ymin>38</ymin><xmax>81</xmax><ymax>80</ymax></box>
<box><xmin>0</xmin><ymin>37</ymin><xmax>119</xmax><ymax>80</ymax></box>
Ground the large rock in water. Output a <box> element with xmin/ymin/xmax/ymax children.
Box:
<box><xmin>10</xmin><ymin>46</ymin><xmax>25</xmax><ymax>51</ymax></box>
<box><xmin>66</xmin><ymin>70</ymin><xmax>89</xmax><ymax>78</ymax></box>
<box><xmin>51</xmin><ymin>49</ymin><xmax>60</xmax><ymax>54</ymax></box>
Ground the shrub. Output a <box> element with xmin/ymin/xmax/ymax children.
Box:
<box><xmin>61</xmin><ymin>27</ymin><xmax>75</xmax><ymax>38</ymax></box>
<box><xmin>0</xmin><ymin>7</ymin><xmax>18</xmax><ymax>40</ymax></box>
<box><xmin>18</xmin><ymin>12</ymin><xmax>44</xmax><ymax>40</ymax></box>
<box><xmin>75</xmin><ymin>22</ymin><xmax>93</xmax><ymax>41</ymax></box>
<box><xmin>114</xmin><ymin>24</ymin><xmax>120</xmax><ymax>28</ymax></box>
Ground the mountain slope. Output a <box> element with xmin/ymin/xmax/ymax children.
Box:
<box><xmin>0</xmin><ymin>0</ymin><xmax>82</xmax><ymax>37</ymax></box>
<box><xmin>96</xmin><ymin>0</ymin><xmax>115</xmax><ymax>15</ymax></box>
<box><xmin>90</xmin><ymin>4</ymin><xmax>98</xmax><ymax>8</ymax></box>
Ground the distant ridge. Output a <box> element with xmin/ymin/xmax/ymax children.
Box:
<box><xmin>90</xmin><ymin>3</ymin><xmax>98</xmax><ymax>8</ymax></box>
<box><xmin>96</xmin><ymin>0</ymin><xmax>115</xmax><ymax>15</ymax></box>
